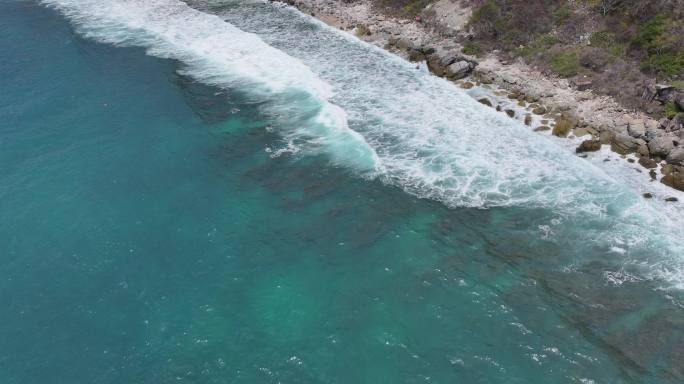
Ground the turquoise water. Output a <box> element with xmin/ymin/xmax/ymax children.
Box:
<box><xmin>1</xmin><ymin>1</ymin><xmax>683</xmax><ymax>383</ymax></box>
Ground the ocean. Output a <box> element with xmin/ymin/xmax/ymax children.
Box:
<box><xmin>1</xmin><ymin>1</ymin><xmax>683</xmax><ymax>383</ymax></box>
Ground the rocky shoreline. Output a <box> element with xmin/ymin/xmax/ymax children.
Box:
<box><xmin>276</xmin><ymin>0</ymin><xmax>684</xmax><ymax>197</ymax></box>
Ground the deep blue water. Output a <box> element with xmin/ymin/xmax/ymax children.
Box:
<box><xmin>1</xmin><ymin>1</ymin><xmax>683</xmax><ymax>383</ymax></box>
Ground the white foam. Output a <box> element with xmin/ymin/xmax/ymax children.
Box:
<box><xmin>208</xmin><ymin>2</ymin><xmax>684</xmax><ymax>287</ymax></box>
<box><xmin>42</xmin><ymin>0</ymin><xmax>380</xmax><ymax>171</ymax></box>
<box><xmin>43</xmin><ymin>0</ymin><xmax>684</xmax><ymax>287</ymax></box>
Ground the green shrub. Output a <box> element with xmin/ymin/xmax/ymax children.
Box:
<box><xmin>518</xmin><ymin>33</ymin><xmax>557</xmax><ymax>57</ymax></box>
<box><xmin>664</xmin><ymin>101</ymin><xmax>683</xmax><ymax>117</ymax></box>
<box><xmin>590</xmin><ymin>31</ymin><xmax>616</xmax><ymax>48</ymax></box>
<box><xmin>462</xmin><ymin>41</ymin><xmax>482</xmax><ymax>56</ymax></box>
<box><xmin>671</xmin><ymin>80</ymin><xmax>684</xmax><ymax>89</ymax></box>
<box><xmin>641</xmin><ymin>51</ymin><xmax>684</xmax><ymax>76</ymax></box>
<box><xmin>469</xmin><ymin>0</ymin><xmax>508</xmax><ymax>39</ymax></box>
<box><xmin>635</xmin><ymin>15</ymin><xmax>684</xmax><ymax>76</ymax></box>
<box><xmin>607</xmin><ymin>43</ymin><xmax>627</xmax><ymax>59</ymax></box>
<box><xmin>551</xmin><ymin>49</ymin><xmax>580</xmax><ymax>77</ymax></box>
<box><xmin>553</xmin><ymin>5</ymin><xmax>572</xmax><ymax>25</ymax></box>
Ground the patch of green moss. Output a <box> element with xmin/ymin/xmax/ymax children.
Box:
<box><xmin>664</xmin><ymin>101</ymin><xmax>683</xmax><ymax>118</ymax></box>
<box><xmin>550</xmin><ymin>49</ymin><xmax>580</xmax><ymax>77</ymax></box>
<box><xmin>518</xmin><ymin>34</ymin><xmax>557</xmax><ymax>57</ymax></box>
<box><xmin>462</xmin><ymin>41</ymin><xmax>482</xmax><ymax>56</ymax></box>
<box><xmin>641</xmin><ymin>52</ymin><xmax>684</xmax><ymax>77</ymax></box>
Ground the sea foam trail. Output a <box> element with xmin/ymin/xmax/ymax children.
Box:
<box><xmin>41</xmin><ymin>0</ymin><xmax>380</xmax><ymax>171</ymax></box>
<box><xmin>42</xmin><ymin>0</ymin><xmax>684</xmax><ymax>287</ymax></box>
<box><xmin>200</xmin><ymin>0</ymin><xmax>684</xmax><ymax>287</ymax></box>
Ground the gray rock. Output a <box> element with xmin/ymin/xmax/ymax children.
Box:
<box><xmin>610</xmin><ymin>133</ymin><xmax>639</xmax><ymax>155</ymax></box>
<box><xmin>572</xmin><ymin>79</ymin><xmax>592</xmax><ymax>91</ymax></box>
<box><xmin>666</xmin><ymin>114</ymin><xmax>683</xmax><ymax>132</ymax></box>
<box><xmin>659</xmin><ymin>117</ymin><xmax>671</xmax><ymax>129</ymax></box>
<box><xmin>666</xmin><ymin>147</ymin><xmax>684</xmax><ymax>165</ymax></box>
<box><xmin>395</xmin><ymin>38</ymin><xmax>412</xmax><ymax>50</ymax></box>
<box><xmin>439</xmin><ymin>53</ymin><xmax>459</xmax><ymax>67</ymax></box>
<box><xmin>642</xmin><ymin>84</ymin><xmax>676</xmax><ymax>103</ymax></box>
<box><xmin>648</xmin><ymin>135</ymin><xmax>676</xmax><ymax>157</ymax></box>
<box><xmin>445</xmin><ymin>60</ymin><xmax>472</xmax><ymax>80</ymax></box>
<box><xmin>627</xmin><ymin>119</ymin><xmax>646</xmax><ymax>138</ymax></box>
<box><xmin>600</xmin><ymin>130</ymin><xmax>615</xmax><ymax>145</ymax></box>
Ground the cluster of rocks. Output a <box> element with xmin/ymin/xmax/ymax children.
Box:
<box><xmin>386</xmin><ymin>38</ymin><xmax>477</xmax><ymax>80</ymax></box>
<box><xmin>574</xmin><ymin>114</ymin><xmax>683</xmax><ymax>191</ymax></box>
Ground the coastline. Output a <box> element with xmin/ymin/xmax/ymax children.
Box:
<box><xmin>277</xmin><ymin>0</ymin><xmax>684</xmax><ymax>198</ymax></box>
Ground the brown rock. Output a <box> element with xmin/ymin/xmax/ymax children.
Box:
<box><xmin>638</xmin><ymin>157</ymin><xmax>658</xmax><ymax>169</ymax></box>
<box><xmin>576</xmin><ymin>139</ymin><xmax>601</xmax><ymax>153</ymax></box>
<box><xmin>505</xmin><ymin>109</ymin><xmax>515</xmax><ymax>118</ymax></box>
<box><xmin>661</xmin><ymin>165</ymin><xmax>684</xmax><ymax>191</ymax></box>
<box><xmin>532</xmin><ymin>106</ymin><xmax>547</xmax><ymax>115</ymax></box>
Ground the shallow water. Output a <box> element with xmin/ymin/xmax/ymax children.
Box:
<box><xmin>1</xmin><ymin>1</ymin><xmax>683</xmax><ymax>383</ymax></box>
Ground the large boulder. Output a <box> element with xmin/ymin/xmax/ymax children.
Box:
<box><xmin>627</xmin><ymin>119</ymin><xmax>646</xmax><ymax>138</ymax></box>
<box><xmin>648</xmin><ymin>135</ymin><xmax>676</xmax><ymax>157</ymax></box>
<box><xmin>426</xmin><ymin>53</ymin><xmax>446</xmax><ymax>76</ymax></box>
<box><xmin>666</xmin><ymin>147</ymin><xmax>684</xmax><ymax>165</ymax></box>
<box><xmin>665</xmin><ymin>114</ymin><xmax>683</xmax><ymax>132</ymax></box>
<box><xmin>642</xmin><ymin>84</ymin><xmax>676</xmax><ymax>103</ymax></box>
<box><xmin>661</xmin><ymin>165</ymin><xmax>684</xmax><ymax>191</ymax></box>
<box><xmin>439</xmin><ymin>53</ymin><xmax>459</xmax><ymax>67</ymax></box>
<box><xmin>610</xmin><ymin>133</ymin><xmax>639</xmax><ymax>155</ymax></box>
<box><xmin>445</xmin><ymin>60</ymin><xmax>472</xmax><ymax>80</ymax></box>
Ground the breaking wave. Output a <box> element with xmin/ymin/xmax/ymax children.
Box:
<box><xmin>42</xmin><ymin>0</ymin><xmax>381</xmax><ymax>171</ymax></box>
